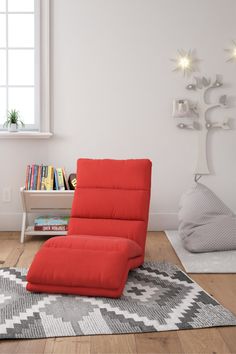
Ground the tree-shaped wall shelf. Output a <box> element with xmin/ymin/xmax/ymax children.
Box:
<box><xmin>173</xmin><ymin>75</ymin><xmax>232</xmax><ymax>178</ymax></box>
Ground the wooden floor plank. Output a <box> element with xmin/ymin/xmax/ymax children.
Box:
<box><xmin>0</xmin><ymin>240</ymin><xmax>17</xmax><ymax>264</ymax></box>
<box><xmin>51</xmin><ymin>337</ymin><xmax>80</xmax><ymax>354</ymax></box>
<box><xmin>177</xmin><ymin>328</ymin><xmax>230</xmax><ymax>354</ymax></box>
<box><xmin>218</xmin><ymin>327</ymin><xmax>236</xmax><ymax>354</ymax></box>
<box><xmin>75</xmin><ymin>336</ymin><xmax>91</xmax><ymax>354</ymax></box>
<box><xmin>0</xmin><ymin>340</ymin><xmax>19</xmax><ymax>354</ymax></box>
<box><xmin>91</xmin><ymin>334</ymin><xmax>136</xmax><ymax>354</ymax></box>
<box><xmin>16</xmin><ymin>238</ymin><xmax>45</xmax><ymax>268</ymax></box>
<box><xmin>3</xmin><ymin>243</ymin><xmax>24</xmax><ymax>267</ymax></box>
<box><xmin>0</xmin><ymin>232</ymin><xmax>19</xmax><ymax>240</ymax></box>
<box><xmin>15</xmin><ymin>339</ymin><xmax>46</xmax><ymax>354</ymax></box>
<box><xmin>145</xmin><ymin>232</ymin><xmax>184</xmax><ymax>269</ymax></box>
<box><xmin>191</xmin><ymin>274</ymin><xmax>236</xmax><ymax>313</ymax></box>
<box><xmin>46</xmin><ymin>336</ymin><xmax>91</xmax><ymax>354</ymax></box>
<box><xmin>0</xmin><ymin>339</ymin><xmax>46</xmax><ymax>354</ymax></box>
<box><xmin>0</xmin><ymin>231</ymin><xmax>235</xmax><ymax>354</ymax></box>
<box><xmin>43</xmin><ymin>338</ymin><xmax>55</xmax><ymax>354</ymax></box>
<box><xmin>135</xmin><ymin>331</ymin><xmax>184</xmax><ymax>354</ymax></box>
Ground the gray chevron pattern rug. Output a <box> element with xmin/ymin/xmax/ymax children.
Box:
<box><xmin>0</xmin><ymin>261</ymin><xmax>236</xmax><ymax>339</ymax></box>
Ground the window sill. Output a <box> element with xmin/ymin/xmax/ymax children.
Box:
<box><xmin>0</xmin><ymin>131</ymin><xmax>53</xmax><ymax>139</ymax></box>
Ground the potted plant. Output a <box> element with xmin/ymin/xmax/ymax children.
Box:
<box><xmin>3</xmin><ymin>109</ymin><xmax>24</xmax><ymax>132</ymax></box>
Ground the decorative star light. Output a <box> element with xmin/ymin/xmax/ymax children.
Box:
<box><xmin>171</xmin><ymin>49</ymin><xmax>198</xmax><ymax>76</ymax></box>
<box><xmin>225</xmin><ymin>40</ymin><xmax>236</xmax><ymax>62</ymax></box>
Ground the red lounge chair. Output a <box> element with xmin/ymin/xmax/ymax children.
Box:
<box><xmin>27</xmin><ymin>158</ymin><xmax>152</xmax><ymax>298</ymax></box>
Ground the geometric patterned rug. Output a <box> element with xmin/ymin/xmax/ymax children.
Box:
<box><xmin>0</xmin><ymin>261</ymin><xmax>236</xmax><ymax>339</ymax></box>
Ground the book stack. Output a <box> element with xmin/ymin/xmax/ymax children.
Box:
<box><xmin>25</xmin><ymin>165</ymin><xmax>70</xmax><ymax>190</ymax></box>
<box><xmin>34</xmin><ymin>216</ymin><xmax>70</xmax><ymax>231</ymax></box>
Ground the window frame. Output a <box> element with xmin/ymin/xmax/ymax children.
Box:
<box><xmin>0</xmin><ymin>0</ymin><xmax>51</xmax><ymax>134</ymax></box>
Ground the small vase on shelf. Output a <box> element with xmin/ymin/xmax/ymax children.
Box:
<box><xmin>8</xmin><ymin>123</ymin><xmax>18</xmax><ymax>132</ymax></box>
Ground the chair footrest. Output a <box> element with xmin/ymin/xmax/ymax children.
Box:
<box><xmin>26</xmin><ymin>236</ymin><xmax>142</xmax><ymax>298</ymax></box>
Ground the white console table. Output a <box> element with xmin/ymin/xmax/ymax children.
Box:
<box><xmin>20</xmin><ymin>187</ymin><xmax>74</xmax><ymax>243</ymax></box>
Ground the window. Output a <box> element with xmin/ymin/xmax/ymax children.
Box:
<box><xmin>0</xmin><ymin>0</ymin><xmax>49</xmax><ymax>132</ymax></box>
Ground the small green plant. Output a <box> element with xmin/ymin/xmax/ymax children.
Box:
<box><xmin>3</xmin><ymin>109</ymin><xmax>25</xmax><ymax>128</ymax></box>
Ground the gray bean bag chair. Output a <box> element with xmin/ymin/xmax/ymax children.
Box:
<box><xmin>179</xmin><ymin>182</ymin><xmax>236</xmax><ymax>253</ymax></box>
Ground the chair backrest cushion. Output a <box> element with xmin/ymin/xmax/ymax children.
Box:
<box><xmin>68</xmin><ymin>158</ymin><xmax>152</xmax><ymax>252</ymax></box>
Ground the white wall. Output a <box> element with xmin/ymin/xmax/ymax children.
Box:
<box><xmin>0</xmin><ymin>0</ymin><xmax>236</xmax><ymax>231</ymax></box>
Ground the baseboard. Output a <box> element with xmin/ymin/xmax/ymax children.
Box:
<box><xmin>0</xmin><ymin>212</ymin><xmax>178</xmax><ymax>232</ymax></box>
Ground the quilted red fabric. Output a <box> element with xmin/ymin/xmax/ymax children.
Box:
<box><xmin>27</xmin><ymin>158</ymin><xmax>152</xmax><ymax>297</ymax></box>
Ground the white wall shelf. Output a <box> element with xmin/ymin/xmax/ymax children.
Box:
<box><xmin>20</xmin><ymin>187</ymin><xmax>74</xmax><ymax>243</ymax></box>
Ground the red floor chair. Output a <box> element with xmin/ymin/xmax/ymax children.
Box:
<box><xmin>27</xmin><ymin>158</ymin><xmax>152</xmax><ymax>298</ymax></box>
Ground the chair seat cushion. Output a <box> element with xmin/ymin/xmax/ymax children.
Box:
<box><xmin>26</xmin><ymin>236</ymin><xmax>142</xmax><ymax>297</ymax></box>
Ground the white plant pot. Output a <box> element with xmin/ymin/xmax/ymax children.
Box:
<box><xmin>8</xmin><ymin>124</ymin><xmax>18</xmax><ymax>132</ymax></box>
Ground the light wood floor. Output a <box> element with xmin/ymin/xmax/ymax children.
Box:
<box><xmin>0</xmin><ymin>231</ymin><xmax>235</xmax><ymax>354</ymax></box>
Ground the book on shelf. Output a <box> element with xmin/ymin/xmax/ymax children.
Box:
<box><xmin>45</xmin><ymin>165</ymin><xmax>54</xmax><ymax>190</ymax></box>
<box><xmin>56</xmin><ymin>168</ymin><xmax>65</xmax><ymax>190</ymax></box>
<box><xmin>42</xmin><ymin>166</ymin><xmax>48</xmax><ymax>190</ymax></box>
<box><xmin>68</xmin><ymin>173</ymin><xmax>77</xmax><ymax>189</ymax></box>
<box><xmin>34</xmin><ymin>225</ymin><xmax>68</xmax><ymax>231</ymax></box>
<box><xmin>27</xmin><ymin>166</ymin><xmax>31</xmax><ymax>190</ymax></box>
<box><xmin>34</xmin><ymin>216</ymin><xmax>69</xmax><ymax>231</ymax></box>
<box><xmin>33</xmin><ymin>165</ymin><xmax>39</xmax><ymax>190</ymax></box>
<box><xmin>36</xmin><ymin>165</ymin><xmax>42</xmax><ymax>190</ymax></box>
<box><xmin>62</xmin><ymin>168</ymin><xmax>70</xmax><ymax>190</ymax></box>
<box><xmin>30</xmin><ymin>164</ymin><xmax>35</xmax><ymax>190</ymax></box>
<box><xmin>24</xmin><ymin>164</ymin><xmax>74</xmax><ymax>191</ymax></box>
<box><xmin>41</xmin><ymin>165</ymin><xmax>46</xmax><ymax>190</ymax></box>
<box><xmin>54</xmin><ymin>169</ymin><xmax>59</xmax><ymax>190</ymax></box>
<box><xmin>25</xmin><ymin>165</ymin><xmax>30</xmax><ymax>190</ymax></box>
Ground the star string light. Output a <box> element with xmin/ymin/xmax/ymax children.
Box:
<box><xmin>225</xmin><ymin>40</ymin><xmax>236</xmax><ymax>62</ymax></box>
<box><xmin>171</xmin><ymin>49</ymin><xmax>198</xmax><ymax>76</ymax></box>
